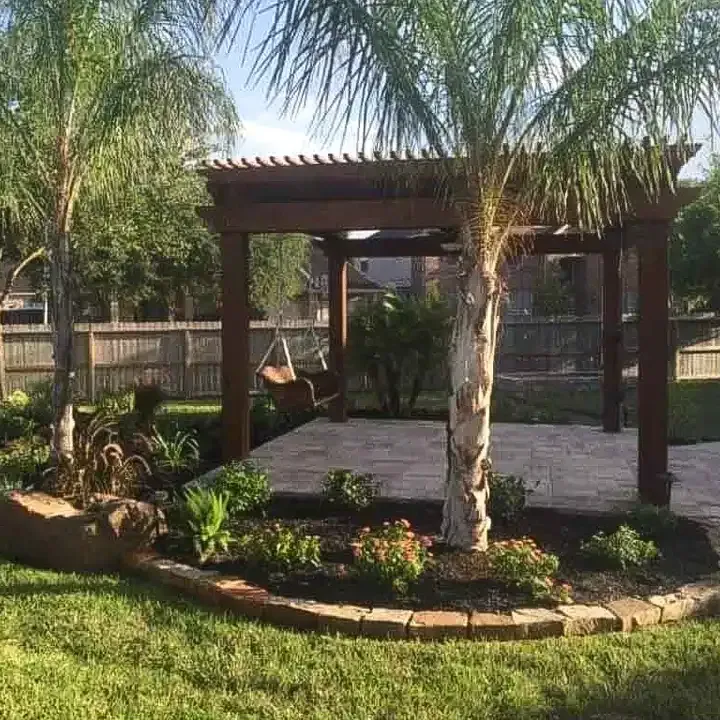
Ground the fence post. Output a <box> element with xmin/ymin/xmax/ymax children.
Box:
<box><xmin>87</xmin><ymin>327</ymin><xmax>96</xmax><ymax>404</ymax></box>
<box><xmin>183</xmin><ymin>329</ymin><xmax>193</xmax><ymax>399</ymax></box>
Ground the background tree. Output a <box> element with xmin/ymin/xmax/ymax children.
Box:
<box><xmin>228</xmin><ymin>0</ymin><xmax>720</xmax><ymax>549</ymax></box>
<box><xmin>73</xmin><ymin>148</ymin><xmax>221</xmax><ymax>317</ymax></box>
<box><xmin>349</xmin><ymin>290</ymin><xmax>452</xmax><ymax>416</ymax></box>
<box><xmin>249</xmin><ymin>234</ymin><xmax>311</xmax><ymax>320</ymax></box>
<box><xmin>670</xmin><ymin>163</ymin><xmax>720</xmax><ymax>312</ymax></box>
<box><xmin>0</xmin><ymin>0</ymin><xmax>237</xmax><ymax>471</ymax></box>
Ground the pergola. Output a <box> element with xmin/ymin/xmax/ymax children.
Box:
<box><xmin>200</xmin><ymin>148</ymin><xmax>700</xmax><ymax>506</ymax></box>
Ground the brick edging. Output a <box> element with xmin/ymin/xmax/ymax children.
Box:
<box><xmin>124</xmin><ymin>552</ymin><xmax>720</xmax><ymax>641</ymax></box>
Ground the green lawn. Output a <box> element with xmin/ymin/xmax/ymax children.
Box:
<box><xmin>3</xmin><ymin>561</ymin><xmax>720</xmax><ymax>719</ymax></box>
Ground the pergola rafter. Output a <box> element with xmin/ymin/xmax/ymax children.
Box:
<box><xmin>201</xmin><ymin>147</ymin><xmax>701</xmax><ymax>506</ymax></box>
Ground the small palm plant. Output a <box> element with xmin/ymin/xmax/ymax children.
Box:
<box><xmin>183</xmin><ymin>487</ymin><xmax>232</xmax><ymax>565</ymax></box>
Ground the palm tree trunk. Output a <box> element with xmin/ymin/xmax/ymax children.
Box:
<box><xmin>442</xmin><ymin>242</ymin><xmax>502</xmax><ymax>551</ymax></box>
<box><xmin>49</xmin><ymin>224</ymin><xmax>75</xmax><ymax>469</ymax></box>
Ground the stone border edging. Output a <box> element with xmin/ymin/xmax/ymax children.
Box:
<box><xmin>124</xmin><ymin>552</ymin><xmax>720</xmax><ymax>641</ymax></box>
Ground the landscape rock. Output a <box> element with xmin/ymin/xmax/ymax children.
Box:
<box><xmin>0</xmin><ymin>491</ymin><xmax>166</xmax><ymax>572</ymax></box>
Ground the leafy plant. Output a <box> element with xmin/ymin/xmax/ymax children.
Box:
<box><xmin>580</xmin><ymin>525</ymin><xmax>659</xmax><ymax>570</ymax></box>
<box><xmin>97</xmin><ymin>388</ymin><xmax>135</xmax><ymax>416</ymax></box>
<box><xmin>487</xmin><ymin>538</ymin><xmax>571</xmax><ymax>603</ymax></box>
<box><xmin>48</xmin><ymin>413</ymin><xmax>151</xmax><ymax>506</ymax></box>
<box><xmin>488</xmin><ymin>471</ymin><xmax>531</xmax><ymax>524</ymax></box>
<box><xmin>215</xmin><ymin>461</ymin><xmax>271</xmax><ymax>518</ymax></box>
<box><xmin>148</xmin><ymin>429</ymin><xmax>200</xmax><ymax>480</ymax></box>
<box><xmin>349</xmin><ymin>291</ymin><xmax>452</xmax><ymax>416</ymax></box>
<box><xmin>0</xmin><ymin>436</ymin><xmax>50</xmax><ymax>493</ymax></box>
<box><xmin>237</xmin><ymin>523</ymin><xmax>320</xmax><ymax>572</ymax></box>
<box><xmin>183</xmin><ymin>487</ymin><xmax>232</xmax><ymax>564</ymax></box>
<box><xmin>322</xmin><ymin>469</ymin><xmax>378</xmax><ymax>511</ymax></box>
<box><xmin>626</xmin><ymin>504</ymin><xmax>679</xmax><ymax>540</ymax></box>
<box><xmin>351</xmin><ymin>519</ymin><xmax>432</xmax><ymax>594</ymax></box>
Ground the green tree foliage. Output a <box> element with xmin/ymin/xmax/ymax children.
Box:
<box><xmin>249</xmin><ymin>234</ymin><xmax>311</xmax><ymax>319</ymax></box>
<box><xmin>0</xmin><ymin>0</ymin><xmax>238</xmax><ymax>465</ymax></box>
<box><xmin>671</xmin><ymin>163</ymin><xmax>720</xmax><ymax>312</ymax></box>
<box><xmin>73</xmin><ymin>152</ymin><xmax>221</xmax><ymax>312</ymax></box>
<box><xmin>349</xmin><ymin>291</ymin><xmax>452</xmax><ymax>416</ymax></box>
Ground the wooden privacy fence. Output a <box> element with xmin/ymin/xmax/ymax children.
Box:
<box><xmin>2</xmin><ymin>316</ymin><xmax>720</xmax><ymax>400</ymax></box>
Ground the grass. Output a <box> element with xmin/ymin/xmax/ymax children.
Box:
<box><xmin>3</xmin><ymin>560</ymin><xmax>720</xmax><ymax>719</ymax></box>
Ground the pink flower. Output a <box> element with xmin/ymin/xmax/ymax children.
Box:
<box><xmin>398</xmin><ymin>519</ymin><xmax>411</xmax><ymax>529</ymax></box>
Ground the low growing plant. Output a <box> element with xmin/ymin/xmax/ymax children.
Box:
<box><xmin>183</xmin><ymin>486</ymin><xmax>232</xmax><ymax>564</ymax></box>
<box><xmin>322</xmin><ymin>468</ymin><xmax>378</xmax><ymax>511</ymax></box>
<box><xmin>215</xmin><ymin>461</ymin><xmax>271</xmax><ymax>518</ymax></box>
<box><xmin>580</xmin><ymin>524</ymin><xmax>659</xmax><ymax>570</ymax></box>
<box><xmin>351</xmin><ymin>519</ymin><xmax>432</xmax><ymax>594</ymax></box>
<box><xmin>487</xmin><ymin>538</ymin><xmax>571</xmax><ymax>603</ymax></box>
<box><xmin>237</xmin><ymin>523</ymin><xmax>321</xmax><ymax>572</ymax></box>
<box><xmin>488</xmin><ymin>471</ymin><xmax>532</xmax><ymax>524</ymax></box>
<box><xmin>626</xmin><ymin>504</ymin><xmax>679</xmax><ymax>540</ymax></box>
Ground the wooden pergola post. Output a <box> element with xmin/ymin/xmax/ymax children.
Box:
<box><xmin>637</xmin><ymin>221</ymin><xmax>670</xmax><ymax>505</ymax></box>
<box><xmin>602</xmin><ymin>230</ymin><xmax>623</xmax><ymax>432</ymax></box>
<box><xmin>221</xmin><ymin>232</ymin><xmax>251</xmax><ymax>460</ymax></box>
<box><xmin>328</xmin><ymin>246</ymin><xmax>348</xmax><ymax>422</ymax></box>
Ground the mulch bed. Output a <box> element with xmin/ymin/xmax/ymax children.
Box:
<box><xmin>160</xmin><ymin>498</ymin><xmax>720</xmax><ymax>613</ymax></box>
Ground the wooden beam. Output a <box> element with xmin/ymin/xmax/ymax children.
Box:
<box><xmin>602</xmin><ymin>232</ymin><xmax>623</xmax><ymax>432</ymax></box>
<box><xmin>221</xmin><ymin>232</ymin><xmax>251</xmax><ymax>460</ymax></box>
<box><xmin>200</xmin><ymin>199</ymin><xmax>462</xmax><ymax>234</ymax></box>
<box><xmin>328</xmin><ymin>247</ymin><xmax>348</xmax><ymax>422</ymax></box>
<box><xmin>637</xmin><ymin>222</ymin><xmax>670</xmax><ymax>505</ymax></box>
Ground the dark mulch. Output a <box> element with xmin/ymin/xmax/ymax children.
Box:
<box><xmin>163</xmin><ymin>497</ymin><xmax>720</xmax><ymax>613</ymax></box>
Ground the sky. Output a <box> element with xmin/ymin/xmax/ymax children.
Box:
<box><xmin>217</xmin><ymin>37</ymin><xmax>714</xmax><ymax>180</ymax></box>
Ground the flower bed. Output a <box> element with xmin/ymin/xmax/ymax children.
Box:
<box><xmin>158</xmin><ymin>496</ymin><xmax>720</xmax><ymax>614</ymax></box>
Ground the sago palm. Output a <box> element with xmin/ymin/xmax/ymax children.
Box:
<box><xmin>0</xmin><ymin>0</ymin><xmax>238</xmax><ymax>472</ymax></box>
<box><xmin>227</xmin><ymin>0</ymin><xmax>720</xmax><ymax>549</ymax></box>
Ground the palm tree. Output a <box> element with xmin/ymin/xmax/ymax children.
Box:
<box><xmin>0</xmin><ymin>0</ymin><xmax>238</xmax><ymax>473</ymax></box>
<box><xmin>226</xmin><ymin>0</ymin><xmax>720</xmax><ymax>550</ymax></box>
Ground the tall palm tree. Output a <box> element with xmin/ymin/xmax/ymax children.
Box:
<box><xmin>227</xmin><ymin>0</ymin><xmax>720</xmax><ymax>550</ymax></box>
<box><xmin>0</xmin><ymin>0</ymin><xmax>238</xmax><ymax>472</ymax></box>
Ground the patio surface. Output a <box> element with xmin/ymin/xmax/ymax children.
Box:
<box><xmin>250</xmin><ymin>418</ymin><xmax>720</xmax><ymax>522</ymax></box>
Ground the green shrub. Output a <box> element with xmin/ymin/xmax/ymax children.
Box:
<box><xmin>251</xmin><ymin>395</ymin><xmax>277</xmax><ymax>428</ymax></box>
<box><xmin>183</xmin><ymin>487</ymin><xmax>232</xmax><ymax>564</ymax></box>
<box><xmin>487</xmin><ymin>538</ymin><xmax>571</xmax><ymax>602</ymax></box>
<box><xmin>349</xmin><ymin>290</ymin><xmax>452</xmax><ymax>416</ymax></box>
<box><xmin>322</xmin><ymin>468</ymin><xmax>378</xmax><ymax>511</ymax></box>
<box><xmin>488</xmin><ymin>471</ymin><xmax>531</xmax><ymax>523</ymax></box>
<box><xmin>148</xmin><ymin>429</ymin><xmax>200</xmax><ymax>479</ymax></box>
<box><xmin>97</xmin><ymin>388</ymin><xmax>135</xmax><ymax>416</ymax></box>
<box><xmin>215</xmin><ymin>461</ymin><xmax>271</xmax><ymax>518</ymax></box>
<box><xmin>626</xmin><ymin>504</ymin><xmax>679</xmax><ymax>540</ymax></box>
<box><xmin>580</xmin><ymin>524</ymin><xmax>659</xmax><ymax>570</ymax></box>
<box><xmin>237</xmin><ymin>523</ymin><xmax>320</xmax><ymax>572</ymax></box>
<box><xmin>351</xmin><ymin>520</ymin><xmax>432</xmax><ymax>594</ymax></box>
<box><xmin>25</xmin><ymin>381</ymin><xmax>54</xmax><ymax>427</ymax></box>
<box><xmin>0</xmin><ymin>436</ymin><xmax>51</xmax><ymax>492</ymax></box>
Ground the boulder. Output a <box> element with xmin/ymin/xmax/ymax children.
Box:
<box><xmin>0</xmin><ymin>491</ymin><xmax>166</xmax><ymax>573</ymax></box>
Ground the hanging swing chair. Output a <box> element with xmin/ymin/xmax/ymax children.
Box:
<box><xmin>255</xmin><ymin>285</ymin><xmax>340</xmax><ymax>413</ymax></box>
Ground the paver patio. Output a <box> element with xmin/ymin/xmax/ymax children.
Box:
<box><xmin>250</xmin><ymin>418</ymin><xmax>720</xmax><ymax>521</ymax></box>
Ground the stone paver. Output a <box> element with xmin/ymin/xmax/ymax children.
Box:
<box><xmin>250</xmin><ymin>418</ymin><xmax>720</xmax><ymax>522</ymax></box>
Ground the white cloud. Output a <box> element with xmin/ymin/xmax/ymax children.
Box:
<box><xmin>237</xmin><ymin>119</ymin><xmax>318</xmax><ymax>157</ymax></box>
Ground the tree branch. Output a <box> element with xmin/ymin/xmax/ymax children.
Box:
<box><xmin>0</xmin><ymin>247</ymin><xmax>46</xmax><ymax>308</ymax></box>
